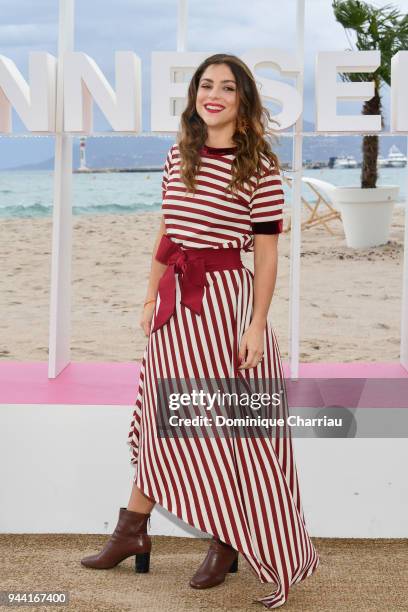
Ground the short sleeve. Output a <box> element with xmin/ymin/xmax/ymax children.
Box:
<box><xmin>250</xmin><ymin>161</ymin><xmax>285</xmax><ymax>235</ymax></box>
<box><xmin>162</xmin><ymin>146</ymin><xmax>174</xmax><ymax>201</ymax></box>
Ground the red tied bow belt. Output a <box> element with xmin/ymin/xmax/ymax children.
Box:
<box><xmin>151</xmin><ymin>234</ymin><xmax>244</xmax><ymax>333</ymax></box>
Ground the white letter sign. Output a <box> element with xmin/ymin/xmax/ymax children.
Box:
<box><xmin>0</xmin><ymin>52</ymin><xmax>56</xmax><ymax>133</ymax></box>
<box><xmin>151</xmin><ymin>51</ymin><xmax>208</xmax><ymax>132</ymax></box>
<box><xmin>1</xmin><ymin>49</ymin><xmax>407</xmax><ymax>134</ymax></box>
<box><xmin>391</xmin><ymin>50</ymin><xmax>408</xmax><ymax>132</ymax></box>
<box><xmin>241</xmin><ymin>49</ymin><xmax>303</xmax><ymax>130</ymax></box>
<box><xmin>63</xmin><ymin>51</ymin><xmax>142</xmax><ymax>133</ymax></box>
<box><xmin>315</xmin><ymin>50</ymin><xmax>381</xmax><ymax>132</ymax></box>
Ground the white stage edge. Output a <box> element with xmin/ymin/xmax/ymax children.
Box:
<box><xmin>1</xmin><ymin>404</ymin><xmax>407</xmax><ymax>538</ymax></box>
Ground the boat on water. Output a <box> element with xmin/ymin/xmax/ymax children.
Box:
<box><xmin>333</xmin><ymin>155</ymin><xmax>358</xmax><ymax>169</ymax></box>
<box><xmin>377</xmin><ymin>145</ymin><xmax>407</xmax><ymax>168</ymax></box>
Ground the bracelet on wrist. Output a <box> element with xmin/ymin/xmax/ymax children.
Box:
<box><xmin>143</xmin><ymin>298</ymin><xmax>156</xmax><ymax>308</ymax></box>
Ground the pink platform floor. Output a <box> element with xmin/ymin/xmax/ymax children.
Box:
<box><xmin>0</xmin><ymin>361</ymin><xmax>407</xmax><ymax>405</ymax></box>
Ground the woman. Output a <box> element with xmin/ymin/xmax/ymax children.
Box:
<box><xmin>81</xmin><ymin>53</ymin><xmax>320</xmax><ymax>609</ymax></box>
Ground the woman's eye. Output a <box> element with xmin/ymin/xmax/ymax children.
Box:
<box><xmin>200</xmin><ymin>84</ymin><xmax>235</xmax><ymax>92</ymax></box>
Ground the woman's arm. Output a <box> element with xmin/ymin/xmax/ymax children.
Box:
<box><xmin>143</xmin><ymin>216</ymin><xmax>167</xmax><ymax>302</ymax></box>
<box><xmin>238</xmin><ymin>233</ymin><xmax>279</xmax><ymax>369</ymax></box>
<box><xmin>252</xmin><ymin>233</ymin><xmax>279</xmax><ymax>326</ymax></box>
<box><xmin>139</xmin><ymin>216</ymin><xmax>167</xmax><ymax>336</ymax></box>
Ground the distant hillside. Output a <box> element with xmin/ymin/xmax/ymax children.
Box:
<box><xmin>2</xmin><ymin>135</ymin><xmax>176</xmax><ymax>171</ymax></box>
<box><xmin>1</xmin><ymin>121</ymin><xmax>406</xmax><ymax>170</ymax></box>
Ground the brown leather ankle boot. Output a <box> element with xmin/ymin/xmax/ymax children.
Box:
<box><xmin>81</xmin><ymin>507</ymin><xmax>151</xmax><ymax>572</ymax></box>
<box><xmin>189</xmin><ymin>537</ymin><xmax>239</xmax><ymax>589</ymax></box>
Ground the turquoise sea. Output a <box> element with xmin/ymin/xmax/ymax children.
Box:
<box><xmin>0</xmin><ymin>167</ymin><xmax>406</xmax><ymax>219</ymax></box>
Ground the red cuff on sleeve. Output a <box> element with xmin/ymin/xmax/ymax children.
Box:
<box><xmin>252</xmin><ymin>220</ymin><xmax>283</xmax><ymax>235</ymax></box>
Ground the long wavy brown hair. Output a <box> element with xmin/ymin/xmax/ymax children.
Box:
<box><xmin>177</xmin><ymin>53</ymin><xmax>282</xmax><ymax>198</ymax></box>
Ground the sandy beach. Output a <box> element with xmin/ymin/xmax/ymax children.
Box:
<box><xmin>0</xmin><ymin>206</ymin><xmax>405</xmax><ymax>363</ymax></box>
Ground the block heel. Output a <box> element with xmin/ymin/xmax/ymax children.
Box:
<box><xmin>135</xmin><ymin>551</ymin><xmax>150</xmax><ymax>573</ymax></box>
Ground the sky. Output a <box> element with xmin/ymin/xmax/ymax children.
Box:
<box><xmin>0</xmin><ymin>0</ymin><xmax>407</xmax><ymax>132</ymax></box>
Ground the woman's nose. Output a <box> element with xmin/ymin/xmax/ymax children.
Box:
<box><xmin>207</xmin><ymin>90</ymin><xmax>224</xmax><ymax>100</ymax></box>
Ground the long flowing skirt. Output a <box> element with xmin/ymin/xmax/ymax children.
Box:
<box><xmin>127</xmin><ymin>266</ymin><xmax>320</xmax><ymax>609</ymax></box>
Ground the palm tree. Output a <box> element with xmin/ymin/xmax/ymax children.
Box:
<box><xmin>332</xmin><ymin>0</ymin><xmax>408</xmax><ymax>188</ymax></box>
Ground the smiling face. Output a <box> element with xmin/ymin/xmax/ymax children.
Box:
<box><xmin>195</xmin><ymin>63</ymin><xmax>240</xmax><ymax>134</ymax></box>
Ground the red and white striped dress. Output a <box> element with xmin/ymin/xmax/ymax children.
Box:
<box><xmin>127</xmin><ymin>143</ymin><xmax>320</xmax><ymax>608</ymax></box>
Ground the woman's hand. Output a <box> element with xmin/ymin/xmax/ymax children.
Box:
<box><xmin>237</xmin><ymin>320</ymin><xmax>265</xmax><ymax>369</ymax></box>
<box><xmin>139</xmin><ymin>217</ymin><xmax>167</xmax><ymax>337</ymax></box>
<box><xmin>139</xmin><ymin>302</ymin><xmax>156</xmax><ymax>337</ymax></box>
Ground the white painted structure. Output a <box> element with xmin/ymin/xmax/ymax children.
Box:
<box><xmin>1</xmin><ymin>1</ymin><xmax>408</xmax><ymax>538</ymax></box>
<box><xmin>48</xmin><ymin>0</ymin><xmax>73</xmax><ymax>379</ymax></box>
<box><xmin>1</xmin><ymin>404</ymin><xmax>407</xmax><ymax>537</ymax></box>
<box><xmin>0</xmin><ymin>0</ymin><xmax>407</xmax><ymax>376</ymax></box>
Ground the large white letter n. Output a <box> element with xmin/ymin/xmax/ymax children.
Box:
<box><xmin>0</xmin><ymin>52</ymin><xmax>56</xmax><ymax>133</ymax></box>
<box><xmin>63</xmin><ymin>51</ymin><xmax>142</xmax><ymax>133</ymax></box>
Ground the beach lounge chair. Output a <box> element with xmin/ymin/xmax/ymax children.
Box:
<box><xmin>282</xmin><ymin>175</ymin><xmax>342</xmax><ymax>235</ymax></box>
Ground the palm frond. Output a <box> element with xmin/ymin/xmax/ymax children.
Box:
<box><xmin>332</xmin><ymin>0</ymin><xmax>408</xmax><ymax>85</ymax></box>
